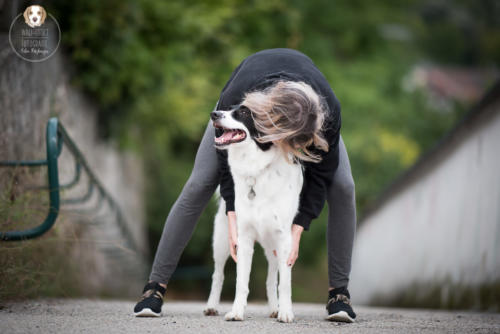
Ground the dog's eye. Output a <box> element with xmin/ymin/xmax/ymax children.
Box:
<box><xmin>238</xmin><ymin>107</ymin><xmax>251</xmax><ymax>115</ymax></box>
<box><xmin>37</xmin><ymin>11</ymin><xmax>41</xmax><ymax>15</ymax></box>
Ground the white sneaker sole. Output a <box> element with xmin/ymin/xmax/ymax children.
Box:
<box><xmin>134</xmin><ymin>308</ymin><xmax>162</xmax><ymax>317</ymax></box>
<box><xmin>326</xmin><ymin>310</ymin><xmax>355</xmax><ymax>323</ymax></box>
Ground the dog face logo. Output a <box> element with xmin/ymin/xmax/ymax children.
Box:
<box><xmin>9</xmin><ymin>5</ymin><xmax>60</xmax><ymax>62</ymax></box>
<box><xmin>23</xmin><ymin>5</ymin><xmax>47</xmax><ymax>28</ymax></box>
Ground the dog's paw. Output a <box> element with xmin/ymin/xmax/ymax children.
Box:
<box><xmin>277</xmin><ymin>309</ymin><xmax>294</xmax><ymax>323</ymax></box>
<box><xmin>269</xmin><ymin>311</ymin><xmax>278</xmax><ymax>318</ymax></box>
<box><xmin>224</xmin><ymin>310</ymin><xmax>244</xmax><ymax>321</ymax></box>
<box><xmin>203</xmin><ymin>308</ymin><xmax>219</xmax><ymax>316</ymax></box>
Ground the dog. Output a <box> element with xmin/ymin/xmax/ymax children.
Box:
<box><xmin>204</xmin><ymin>104</ymin><xmax>303</xmax><ymax>323</ymax></box>
<box><xmin>23</xmin><ymin>5</ymin><xmax>47</xmax><ymax>28</ymax></box>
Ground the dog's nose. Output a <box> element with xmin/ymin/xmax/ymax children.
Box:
<box><xmin>210</xmin><ymin>111</ymin><xmax>223</xmax><ymax>121</ymax></box>
<box><xmin>33</xmin><ymin>17</ymin><xmax>38</xmax><ymax>22</ymax></box>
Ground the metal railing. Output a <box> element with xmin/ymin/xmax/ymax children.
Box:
<box><xmin>0</xmin><ymin>117</ymin><xmax>141</xmax><ymax>258</ymax></box>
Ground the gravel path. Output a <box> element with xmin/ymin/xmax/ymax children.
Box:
<box><xmin>1</xmin><ymin>299</ymin><xmax>499</xmax><ymax>333</ymax></box>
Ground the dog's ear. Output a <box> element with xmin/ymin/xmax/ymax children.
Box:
<box><xmin>40</xmin><ymin>6</ymin><xmax>47</xmax><ymax>24</ymax></box>
<box><xmin>23</xmin><ymin>6</ymin><xmax>31</xmax><ymax>25</ymax></box>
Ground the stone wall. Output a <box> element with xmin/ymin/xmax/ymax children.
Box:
<box><xmin>0</xmin><ymin>27</ymin><xmax>148</xmax><ymax>296</ymax></box>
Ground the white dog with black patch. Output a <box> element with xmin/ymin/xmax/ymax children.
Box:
<box><xmin>204</xmin><ymin>103</ymin><xmax>303</xmax><ymax>323</ymax></box>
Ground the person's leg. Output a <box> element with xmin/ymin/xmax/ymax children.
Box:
<box><xmin>326</xmin><ymin>135</ymin><xmax>356</xmax><ymax>289</ymax></box>
<box><xmin>149</xmin><ymin>120</ymin><xmax>220</xmax><ymax>284</ymax></box>
<box><xmin>325</xmin><ymin>135</ymin><xmax>357</xmax><ymax>322</ymax></box>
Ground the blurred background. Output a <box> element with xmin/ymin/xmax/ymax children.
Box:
<box><xmin>1</xmin><ymin>0</ymin><xmax>499</xmax><ymax>310</ymax></box>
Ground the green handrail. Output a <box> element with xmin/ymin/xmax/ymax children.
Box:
<box><xmin>0</xmin><ymin>118</ymin><xmax>140</xmax><ymax>255</ymax></box>
<box><xmin>0</xmin><ymin>118</ymin><xmax>60</xmax><ymax>241</ymax></box>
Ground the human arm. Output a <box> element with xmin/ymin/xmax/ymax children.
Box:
<box><xmin>287</xmin><ymin>129</ymin><xmax>339</xmax><ymax>267</ymax></box>
<box><xmin>286</xmin><ymin>224</ymin><xmax>304</xmax><ymax>266</ymax></box>
<box><xmin>292</xmin><ymin>128</ymin><xmax>340</xmax><ymax>231</ymax></box>
<box><xmin>215</xmin><ymin>145</ymin><xmax>238</xmax><ymax>262</ymax></box>
<box><xmin>216</xmin><ymin>147</ymin><xmax>236</xmax><ymax>213</ymax></box>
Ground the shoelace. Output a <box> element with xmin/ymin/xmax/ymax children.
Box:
<box><xmin>326</xmin><ymin>293</ymin><xmax>352</xmax><ymax>308</ymax></box>
<box><xmin>141</xmin><ymin>288</ymin><xmax>164</xmax><ymax>300</ymax></box>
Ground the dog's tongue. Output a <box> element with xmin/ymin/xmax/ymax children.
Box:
<box><xmin>221</xmin><ymin>130</ymin><xmax>237</xmax><ymax>140</ymax></box>
<box><xmin>215</xmin><ymin>129</ymin><xmax>243</xmax><ymax>145</ymax></box>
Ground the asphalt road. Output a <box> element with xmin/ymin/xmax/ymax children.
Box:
<box><xmin>1</xmin><ymin>299</ymin><xmax>499</xmax><ymax>333</ymax></box>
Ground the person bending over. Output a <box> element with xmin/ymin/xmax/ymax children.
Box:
<box><xmin>134</xmin><ymin>48</ymin><xmax>357</xmax><ymax>322</ymax></box>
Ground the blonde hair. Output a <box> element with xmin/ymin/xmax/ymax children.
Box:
<box><xmin>241</xmin><ymin>81</ymin><xmax>329</xmax><ymax>163</ymax></box>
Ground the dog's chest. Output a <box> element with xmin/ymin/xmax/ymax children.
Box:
<box><xmin>227</xmin><ymin>146</ymin><xmax>303</xmax><ymax>225</ymax></box>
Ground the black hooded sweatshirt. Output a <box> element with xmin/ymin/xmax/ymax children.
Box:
<box><xmin>215</xmin><ymin>48</ymin><xmax>341</xmax><ymax>231</ymax></box>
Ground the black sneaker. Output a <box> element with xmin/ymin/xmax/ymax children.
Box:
<box><xmin>326</xmin><ymin>286</ymin><xmax>356</xmax><ymax>323</ymax></box>
<box><xmin>133</xmin><ymin>281</ymin><xmax>166</xmax><ymax>317</ymax></box>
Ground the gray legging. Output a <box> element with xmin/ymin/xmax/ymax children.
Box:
<box><xmin>149</xmin><ymin>121</ymin><xmax>356</xmax><ymax>289</ymax></box>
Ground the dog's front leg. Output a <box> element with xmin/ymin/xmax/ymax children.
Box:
<box><xmin>225</xmin><ymin>235</ymin><xmax>254</xmax><ymax>321</ymax></box>
<box><xmin>277</xmin><ymin>235</ymin><xmax>294</xmax><ymax>323</ymax></box>
<box><xmin>205</xmin><ymin>207</ymin><xmax>230</xmax><ymax>316</ymax></box>
<box><xmin>264</xmin><ymin>248</ymin><xmax>279</xmax><ymax>317</ymax></box>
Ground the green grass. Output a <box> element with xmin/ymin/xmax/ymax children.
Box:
<box><xmin>0</xmin><ymin>168</ymin><xmax>146</xmax><ymax>302</ymax></box>
<box><xmin>0</xmin><ymin>168</ymin><xmax>83</xmax><ymax>301</ymax></box>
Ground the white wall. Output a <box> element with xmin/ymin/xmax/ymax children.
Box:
<box><xmin>350</xmin><ymin>100</ymin><xmax>500</xmax><ymax>305</ymax></box>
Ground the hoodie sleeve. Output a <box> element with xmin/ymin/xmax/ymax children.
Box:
<box><xmin>293</xmin><ymin>130</ymin><xmax>340</xmax><ymax>230</ymax></box>
<box><xmin>292</xmin><ymin>113</ymin><xmax>341</xmax><ymax>231</ymax></box>
<box><xmin>213</xmin><ymin>101</ymin><xmax>235</xmax><ymax>214</ymax></box>
<box><xmin>217</xmin><ymin>148</ymin><xmax>236</xmax><ymax>213</ymax></box>
<box><xmin>214</xmin><ymin>61</ymin><xmax>248</xmax><ymax>214</ymax></box>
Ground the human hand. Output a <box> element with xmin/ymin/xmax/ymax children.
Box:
<box><xmin>227</xmin><ymin>211</ymin><xmax>238</xmax><ymax>263</ymax></box>
<box><xmin>287</xmin><ymin>224</ymin><xmax>304</xmax><ymax>267</ymax></box>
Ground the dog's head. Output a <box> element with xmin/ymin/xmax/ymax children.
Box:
<box><xmin>23</xmin><ymin>5</ymin><xmax>47</xmax><ymax>28</ymax></box>
<box><xmin>211</xmin><ymin>105</ymin><xmax>272</xmax><ymax>151</ymax></box>
<box><xmin>212</xmin><ymin>81</ymin><xmax>330</xmax><ymax>162</ymax></box>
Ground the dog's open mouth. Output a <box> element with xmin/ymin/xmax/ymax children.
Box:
<box><xmin>214</xmin><ymin>123</ymin><xmax>246</xmax><ymax>146</ymax></box>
